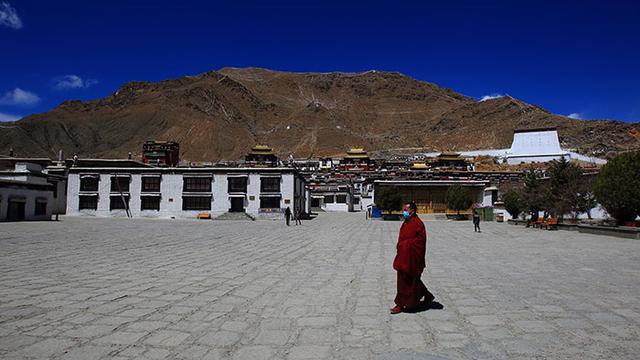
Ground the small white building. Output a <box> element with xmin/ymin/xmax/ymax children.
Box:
<box><xmin>0</xmin><ymin>162</ymin><xmax>57</xmax><ymax>221</ymax></box>
<box><xmin>66</xmin><ymin>163</ymin><xmax>305</xmax><ymax>219</ymax></box>
<box><xmin>307</xmin><ymin>183</ymin><xmax>354</xmax><ymax>212</ymax></box>
<box><xmin>506</xmin><ymin>128</ymin><xmax>570</xmax><ymax>165</ymax></box>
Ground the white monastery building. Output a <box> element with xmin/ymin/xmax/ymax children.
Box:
<box><xmin>66</xmin><ymin>161</ymin><xmax>305</xmax><ymax>219</ymax></box>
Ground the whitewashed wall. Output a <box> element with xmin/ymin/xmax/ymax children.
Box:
<box><xmin>67</xmin><ymin>172</ymin><xmax>297</xmax><ymax>219</ymax></box>
<box><xmin>0</xmin><ymin>187</ymin><xmax>53</xmax><ymax>221</ymax></box>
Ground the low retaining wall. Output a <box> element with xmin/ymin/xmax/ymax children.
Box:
<box><xmin>507</xmin><ymin>219</ymin><xmax>527</xmax><ymax>226</ymax></box>
<box><xmin>577</xmin><ymin>224</ymin><xmax>640</xmax><ymax>240</ymax></box>
<box><xmin>557</xmin><ymin>223</ymin><xmax>579</xmax><ymax>231</ymax></box>
<box><xmin>508</xmin><ymin>219</ymin><xmax>640</xmax><ymax>239</ymax></box>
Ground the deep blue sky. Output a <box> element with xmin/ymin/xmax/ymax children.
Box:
<box><xmin>1</xmin><ymin>1</ymin><xmax>639</xmax><ymax>122</ymax></box>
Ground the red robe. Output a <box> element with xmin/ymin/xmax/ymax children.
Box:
<box><xmin>393</xmin><ymin>215</ymin><xmax>433</xmax><ymax>308</ymax></box>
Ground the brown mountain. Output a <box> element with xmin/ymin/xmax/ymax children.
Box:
<box><xmin>1</xmin><ymin>67</ymin><xmax>638</xmax><ymax>161</ymax></box>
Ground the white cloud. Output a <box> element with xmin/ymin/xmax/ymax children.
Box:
<box><xmin>0</xmin><ymin>2</ymin><xmax>22</xmax><ymax>29</ymax></box>
<box><xmin>479</xmin><ymin>93</ymin><xmax>506</xmax><ymax>102</ymax></box>
<box><xmin>0</xmin><ymin>111</ymin><xmax>22</xmax><ymax>122</ymax></box>
<box><xmin>54</xmin><ymin>75</ymin><xmax>98</xmax><ymax>90</ymax></box>
<box><xmin>0</xmin><ymin>88</ymin><xmax>40</xmax><ymax>105</ymax></box>
<box><xmin>567</xmin><ymin>113</ymin><xmax>583</xmax><ymax>120</ymax></box>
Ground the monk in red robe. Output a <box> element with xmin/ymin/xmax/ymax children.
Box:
<box><xmin>390</xmin><ymin>202</ymin><xmax>435</xmax><ymax>314</ymax></box>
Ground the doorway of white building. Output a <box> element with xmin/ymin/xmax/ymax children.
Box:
<box><xmin>230</xmin><ymin>197</ymin><xmax>245</xmax><ymax>212</ymax></box>
<box><xmin>7</xmin><ymin>199</ymin><xmax>26</xmax><ymax>221</ymax></box>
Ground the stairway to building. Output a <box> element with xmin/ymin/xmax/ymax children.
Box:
<box><xmin>214</xmin><ymin>212</ymin><xmax>256</xmax><ymax>221</ymax></box>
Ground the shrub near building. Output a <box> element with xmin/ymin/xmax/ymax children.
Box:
<box><xmin>593</xmin><ymin>151</ymin><xmax>640</xmax><ymax>226</ymax></box>
<box><xmin>503</xmin><ymin>189</ymin><xmax>524</xmax><ymax>220</ymax></box>
<box><xmin>375</xmin><ymin>187</ymin><xmax>403</xmax><ymax>217</ymax></box>
<box><xmin>445</xmin><ymin>185</ymin><xmax>472</xmax><ymax>218</ymax></box>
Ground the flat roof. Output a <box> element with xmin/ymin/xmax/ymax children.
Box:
<box><xmin>513</xmin><ymin>127</ymin><xmax>558</xmax><ymax>134</ymax></box>
<box><xmin>68</xmin><ymin>167</ymin><xmax>299</xmax><ymax>173</ymax></box>
<box><xmin>0</xmin><ymin>178</ymin><xmax>54</xmax><ymax>190</ymax></box>
<box><xmin>375</xmin><ymin>179</ymin><xmax>488</xmax><ymax>186</ymax></box>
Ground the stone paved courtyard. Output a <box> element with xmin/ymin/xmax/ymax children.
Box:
<box><xmin>1</xmin><ymin>213</ymin><xmax>640</xmax><ymax>360</ymax></box>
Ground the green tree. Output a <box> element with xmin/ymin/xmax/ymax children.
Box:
<box><xmin>593</xmin><ymin>151</ymin><xmax>640</xmax><ymax>225</ymax></box>
<box><xmin>503</xmin><ymin>189</ymin><xmax>524</xmax><ymax>219</ymax></box>
<box><xmin>546</xmin><ymin>157</ymin><xmax>584</xmax><ymax>219</ymax></box>
<box><xmin>445</xmin><ymin>185</ymin><xmax>473</xmax><ymax>216</ymax></box>
<box><xmin>521</xmin><ymin>168</ymin><xmax>550</xmax><ymax>219</ymax></box>
<box><xmin>375</xmin><ymin>187</ymin><xmax>403</xmax><ymax>215</ymax></box>
<box><xmin>576</xmin><ymin>175</ymin><xmax>597</xmax><ymax>219</ymax></box>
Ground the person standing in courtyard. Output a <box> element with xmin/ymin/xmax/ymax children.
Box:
<box><xmin>473</xmin><ymin>210</ymin><xmax>481</xmax><ymax>233</ymax></box>
<box><xmin>391</xmin><ymin>202</ymin><xmax>435</xmax><ymax>314</ymax></box>
<box><xmin>284</xmin><ymin>206</ymin><xmax>291</xmax><ymax>226</ymax></box>
<box><xmin>295</xmin><ymin>208</ymin><xmax>302</xmax><ymax>225</ymax></box>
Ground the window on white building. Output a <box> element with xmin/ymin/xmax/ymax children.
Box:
<box><xmin>110</xmin><ymin>176</ymin><xmax>130</xmax><ymax>192</ymax></box>
<box><xmin>141</xmin><ymin>196</ymin><xmax>160</xmax><ymax>211</ymax></box>
<box><xmin>228</xmin><ymin>177</ymin><xmax>248</xmax><ymax>193</ymax></box>
<box><xmin>80</xmin><ymin>176</ymin><xmax>99</xmax><ymax>192</ymax></box>
<box><xmin>35</xmin><ymin>199</ymin><xmax>47</xmax><ymax>215</ymax></box>
<box><xmin>183</xmin><ymin>177</ymin><xmax>212</xmax><ymax>192</ymax></box>
<box><xmin>141</xmin><ymin>177</ymin><xmax>161</xmax><ymax>192</ymax></box>
<box><xmin>260</xmin><ymin>177</ymin><xmax>280</xmax><ymax>192</ymax></box>
<box><xmin>182</xmin><ymin>196</ymin><xmax>211</xmax><ymax>210</ymax></box>
<box><xmin>110</xmin><ymin>195</ymin><xmax>130</xmax><ymax>210</ymax></box>
<box><xmin>79</xmin><ymin>195</ymin><xmax>98</xmax><ymax>210</ymax></box>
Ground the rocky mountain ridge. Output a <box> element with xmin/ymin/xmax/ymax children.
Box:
<box><xmin>1</xmin><ymin>67</ymin><xmax>638</xmax><ymax>161</ymax></box>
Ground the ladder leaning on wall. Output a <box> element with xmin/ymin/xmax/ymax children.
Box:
<box><xmin>114</xmin><ymin>172</ymin><xmax>131</xmax><ymax>218</ymax></box>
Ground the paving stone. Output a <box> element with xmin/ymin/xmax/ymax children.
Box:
<box><xmin>297</xmin><ymin>316</ymin><xmax>337</xmax><ymax>327</ymax></box>
<box><xmin>287</xmin><ymin>345</ymin><xmax>332</xmax><ymax>359</ymax></box>
<box><xmin>253</xmin><ymin>329</ymin><xmax>292</xmax><ymax>345</ymax></box>
<box><xmin>221</xmin><ymin>320</ymin><xmax>251</xmax><ymax>332</ymax></box>
<box><xmin>61</xmin><ymin>325</ymin><xmax>115</xmax><ymax>338</ymax></box>
<box><xmin>466</xmin><ymin>315</ymin><xmax>502</xmax><ymax>326</ymax></box>
<box><xmin>391</xmin><ymin>333</ymin><xmax>428</xmax><ymax>350</ymax></box>
<box><xmin>8</xmin><ymin>338</ymin><xmax>76</xmax><ymax>358</ymax></box>
<box><xmin>62</xmin><ymin>344</ymin><xmax>121</xmax><ymax>360</ymax></box>
<box><xmin>144</xmin><ymin>329</ymin><xmax>191</xmax><ymax>346</ymax></box>
<box><xmin>231</xmin><ymin>345</ymin><xmax>277</xmax><ymax>360</ymax></box>
<box><xmin>197</xmin><ymin>330</ymin><xmax>241</xmax><ymax>347</ymax></box>
<box><xmin>513</xmin><ymin>320</ymin><xmax>554</xmax><ymax>333</ymax></box>
<box><xmin>126</xmin><ymin>320</ymin><xmax>169</xmax><ymax>332</ymax></box>
<box><xmin>1</xmin><ymin>214</ymin><xmax>640</xmax><ymax>359</ymax></box>
<box><xmin>298</xmin><ymin>328</ymin><xmax>336</xmax><ymax>344</ymax></box>
<box><xmin>93</xmin><ymin>331</ymin><xmax>147</xmax><ymax>345</ymax></box>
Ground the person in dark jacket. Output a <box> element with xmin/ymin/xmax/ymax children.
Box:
<box><xmin>295</xmin><ymin>208</ymin><xmax>302</xmax><ymax>225</ymax></box>
<box><xmin>473</xmin><ymin>210</ymin><xmax>481</xmax><ymax>232</ymax></box>
<box><xmin>284</xmin><ymin>206</ymin><xmax>291</xmax><ymax>226</ymax></box>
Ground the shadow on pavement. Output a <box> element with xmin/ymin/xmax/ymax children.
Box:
<box><xmin>403</xmin><ymin>300</ymin><xmax>445</xmax><ymax>314</ymax></box>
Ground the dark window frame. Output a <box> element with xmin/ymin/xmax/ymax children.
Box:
<box><xmin>228</xmin><ymin>177</ymin><xmax>248</xmax><ymax>193</ymax></box>
<box><xmin>260</xmin><ymin>177</ymin><xmax>281</xmax><ymax>192</ymax></box>
<box><xmin>140</xmin><ymin>196</ymin><xmax>161</xmax><ymax>211</ymax></box>
<box><xmin>80</xmin><ymin>176</ymin><xmax>99</xmax><ymax>192</ymax></box>
<box><xmin>336</xmin><ymin>195</ymin><xmax>347</xmax><ymax>204</ymax></box>
<box><xmin>182</xmin><ymin>196</ymin><xmax>212</xmax><ymax>210</ymax></box>
<box><xmin>79</xmin><ymin>195</ymin><xmax>98</xmax><ymax>210</ymax></box>
<box><xmin>35</xmin><ymin>200</ymin><xmax>47</xmax><ymax>216</ymax></box>
<box><xmin>109</xmin><ymin>195</ymin><xmax>130</xmax><ymax>210</ymax></box>
<box><xmin>110</xmin><ymin>176</ymin><xmax>131</xmax><ymax>193</ymax></box>
<box><xmin>141</xmin><ymin>177</ymin><xmax>161</xmax><ymax>192</ymax></box>
<box><xmin>183</xmin><ymin>177</ymin><xmax>212</xmax><ymax>192</ymax></box>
